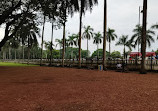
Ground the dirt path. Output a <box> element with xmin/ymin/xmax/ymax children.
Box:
<box><xmin>0</xmin><ymin>66</ymin><xmax>158</xmax><ymax>111</ymax></box>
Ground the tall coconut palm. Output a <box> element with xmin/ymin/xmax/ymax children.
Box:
<box><xmin>93</xmin><ymin>32</ymin><xmax>103</xmax><ymax>59</ymax></box>
<box><xmin>27</xmin><ymin>29</ymin><xmax>39</xmax><ymax>64</ymax></box>
<box><xmin>103</xmin><ymin>0</ymin><xmax>107</xmax><ymax>70</ymax></box>
<box><xmin>59</xmin><ymin>0</ymin><xmax>79</xmax><ymax>67</ymax></box>
<box><xmin>151</xmin><ymin>24</ymin><xmax>158</xmax><ymax>29</ymax></box>
<box><xmin>78</xmin><ymin>0</ymin><xmax>98</xmax><ymax>68</ymax></box>
<box><xmin>73</xmin><ymin>33</ymin><xmax>79</xmax><ymax>47</ymax></box>
<box><xmin>40</xmin><ymin>16</ymin><xmax>46</xmax><ymax>66</ymax></box>
<box><xmin>82</xmin><ymin>25</ymin><xmax>94</xmax><ymax>57</ymax></box>
<box><xmin>50</xmin><ymin>21</ymin><xmax>54</xmax><ymax>66</ymax></box>
<box><xmin>39</xmin><ymin>0</ymin><xmax>60</xmax><ymax>66</ymax></box>
<box><xmin>9</xmin><ymin>37</ymin><xmax>20</xmax><ymax>60</ymax></box>
<box><xmin>44</xmin><ymin>41</ymin><xmax>54</xmax><ymax>61</ymax></box>
<box><xmin>106</xmin><ymin>28</ymin><xmax>117</xmax><ymax>55</ymax></box>
<box><xmin>55</xmin><ymin>39</ymin><xmax>63</xmax><ymax>59</ymax></box>
<box><xmin>140</xmin><ymin>0</ymin><xmax>147</xmax><ymax>74</ymax></box>
<box><xmin>131</xmin><ymin>24</ymin><xmax>155</xmax><ymax>48</ymax></box>
<box><xmin>151</xmin><ymin>24</ymin><xmax>158</xmax><ymax>40</ymax></box>
<box><xmin>116</xmin><ymin>35</ymin><xmax>133</xmax><ymax>59</ymax></box>
<box><xmin>68</xmin><ymin>34</ymin><xmax>77</xmax><ymax>59</ymax></box>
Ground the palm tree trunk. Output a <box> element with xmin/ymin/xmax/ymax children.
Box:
<box><xmin>62</xmin><ymin>21</ymin><xmax>66</xmax><ymax>67</ymax></box>
<box><xmin>15</xmin><ymin>49</ymin><xmax>16</xmax><ymax>60</ymax></box>
<box><xmin>97</xmin><ymin>43</ymin><xmax>99</xmax><ymax>58</ymax></box>
<box><xmin>103</xmin><ymin>0</ymin><xmax>107</xmax><ymax>70</ymax></box>
<box><xmin>50</xmin><ymin>22</ymin><xmax>54</xmax><ymax>66</ymax></box>
<box><xmin>78</xmin><ymin>8</ymin><xmax>83</xmax><ymax>68</ymax></box>
<box><xmin>27</xmin><ymin>37</ymin><xmax>30</xmax><ymax>65</ymax></box>
<box><xmin>71</xmin><ymin>47</ymin><xmax>73</xmax><ymax>59</ymax></box>
<box><xmin>97</xmin><ymin>43</ymin><xmax>99</xmax><ymax>64</ymax></box>
<box><xmin>109</xmin><ymin>41</ymin><xmax>111</xmax><ymax>55</ymax></box>
<box><xmin>27</xmin><ymin>47</ymin><xmax>30</xmax><ymax>65</ymax></box>
<box><xmin>60</xmin><ymin>46</ymin><xmax>61</xmax><ymax>59</ymax></box>
<box><xmin>40</xmin><ymin>16</ymin><xmax>46</xmax><ymax>66</ymax></box>
<box><xmin>87</xmin><ymin>38</ymin><xmax>88</xmax><ymax>57</ymax></box>
<box><xmin>22</xmin><ymin>45</ymin><xmax>24</xmax><ymax>61</ymax></box>
<box><xmin>124</xmin><ymin>45</ymin><xmax>126</xmax><ymax>59</ymax></box>
<box><xmin>3</xmin><ymin>50</ymin><xmax>6</xmax><ymax>60</ymax></box>
<box><xmin>22</xmin><ymin>37</ymin><xmax>24</xmax><ymax>61</ymax></box>
<box><xmin>140</xmin><ymin>0</ymin><xmax>147</xmax><ymax>74</ymax></box>
<box><xmin>9</xmin><ymin>47</ymin><xmax>11</xmax><ymax>60</ymax></box>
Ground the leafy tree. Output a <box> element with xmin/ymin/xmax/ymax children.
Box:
<box><xmin>92</xmin><ymin>49</ymin><xmax>110</xmax><ymax>59</ymax></box>
<box><xmin>111</xmin><ymin>51</ymin><xmax>121</xmax><ymax>59</ymax></box>
<box><xmin>81</xmin><ymin>50</ymin><xmax>90</xmax><ymax>59</ymax></box>
<box><xmin>0</xmin><ymin>0</ymin><xmax>40</xmax><ymax>50</ymax></box>
<box><xmin>106</xmin><ymin>28</ymin><xmax>117</xmax><ymax>55</ymax></box>
<box><xmin>52</xmin><ymin>49</ymin><xmax>60</xmax><ymax>59</ymax></box>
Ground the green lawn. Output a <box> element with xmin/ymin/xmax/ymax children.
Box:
<box><xmin>0</xmin><ymin>62</ymin><xmax>38</xmax><ymax>67</ymax></box>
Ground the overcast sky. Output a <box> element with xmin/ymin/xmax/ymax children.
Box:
<box><xmin>0</xmin><ymin>0</ymin><xmax>158</xmax><ymax>55</ymax></box>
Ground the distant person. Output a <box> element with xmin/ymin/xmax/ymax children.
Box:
<box><xmin>116</xmin><ymin>63</ymin><xmax>122</xmax><ymax>69</ymax></box>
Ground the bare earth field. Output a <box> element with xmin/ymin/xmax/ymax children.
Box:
<box><xmin>0</xmin><ymin>67</ymin><xmax>158</xmax><ymax>111</ymax></box>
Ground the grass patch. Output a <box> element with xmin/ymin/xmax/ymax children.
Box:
<box><xmin>0</xmin><ymin>62</ymin><xmax>38</xmax><ymax>67</ymax></box>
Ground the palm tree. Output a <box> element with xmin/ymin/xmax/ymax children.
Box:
<box><xmin>103</xmin><ymin>0</ymin><xmax>107</xmax><ymax>70</ymax></box>
<box><xmin>27</xmin><ymin>29</ymin><xmax>39</xmax><ymax>64</ymax></box>
<box><xmin>106</xmin><ymin>28</ymin><xmax>117</xmax><ymax>55</ymax></box>
<box><xmin>9</xmin><ymin>37</ymin><xmax>20</xmax><ymax>60</ymax></box>
<box><xmin>140</xmin><ymin>0</ymin><xmax>147</xmax><ymax>74</ymax></box>
<box><xmin>73</xmin><ymin>33</ymin><xmax>79</xmax><ymax>47</ymax></box>
<box><xmin>2</xmin><ymin>41</ymin><xmax>10</xmax><ymax>60</ymax></box>
<box><xmin>93</xmin><ymin>32</ymin><xmax>103</xmax><ymax>59</ymax></box>
<box><xmin>131</xmin><ymin>24</ymin><xmax>155</xmax><ymax>49</ymax></box>
<box><xmin>116</xmin><ymin>35</ymin><xmax>133</xmax><ymax>59</ymax></box>
<box><xmin>39</xmin><ymin>0</ymin><xmax>60</xmax><ymax>66</ymax></box>
<box><xmin>68</xmin><ymin>34</ymin><xmax>77</xmax><ymax>59</ymax></box>
<box><xmin>44</xmin><ymin>41</ymin><xmax>54</xmax><ymax>61</ymax></box>
<box><xmin>151</xmin><ymin>24</ymin><xmax>158</xmax><ymax>29</ymax></box>
<box><xmin>78</xmin><ymin>0</ymin><xmax>98</xmax><ymax>68</ymax></box>
<box><xmin>55</xmin><ymin>39</ymin><xmax>63</xmax><ymax>59</ymax></box>
<box><xmin>50</xmin><ymin>21</ymin><xmax>54</xmax><ymax>66</ymax></box>
<box><xmin>82</xmin><ymin>25</ymin><xmax>94</xmax><ymax>57</ymax></box>
<box><xmin>151</xmin><ymin>24</ymin><xmax>158</xmax><ymax>40</ymax></box>
<box><xmin>59</xmin><ymin>0</ymin><xmax>79</xmax><ymax>67</ymax></box>
<box><xmin>40</xmin><ymin>16</ymin><xmax>46</xmax><ymax>66</ymax></box>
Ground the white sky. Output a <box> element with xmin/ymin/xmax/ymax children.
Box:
<box><xmin>1</xmin><ymin>0</ymin><xmax>158</xmax><ymax>55</ymax></box>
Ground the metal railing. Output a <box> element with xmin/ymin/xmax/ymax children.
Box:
<box><xmin>1</xmin><ymin>59</ymin><xmax>158</xmax><ymax>71</ymax></box>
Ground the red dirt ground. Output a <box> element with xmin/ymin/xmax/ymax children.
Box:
<box><xmin>0</xmin><ymin>67</ymin><xmax>158</xmax><ymax>111</ymax></box>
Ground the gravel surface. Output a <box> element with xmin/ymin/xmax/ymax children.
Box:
<box><xmin>0</xmin><ymin>66</ymin><xmax>158</xmax><ymax>111</ymax></box>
